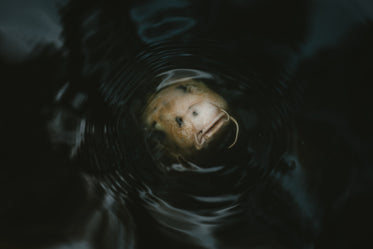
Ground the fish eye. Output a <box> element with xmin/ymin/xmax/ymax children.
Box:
<box><xmin>176</xmin><ymin>84</ymin><xmax>198</xmax><ymax>93</ymax></box>
<box><xmin>192</xmin><ymin>111</ymin><xmax>198</xmax><ymax>116</ymax></box>
<box><xmin>175</xmin><ymin>116</ymin><xmax>183</xmax><ymax>127</ymax></box>
<box><xmin>176</xmin><ymin>85</ymin><xmax>188</xmax><ymax>92</ymax></box>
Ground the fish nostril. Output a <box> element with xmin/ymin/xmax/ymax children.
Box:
<box><xmin>192</xmin><ymin>111</ymin><xmax>198</xmax><ymax>116</ymax></box>
<box><xmin>175</xmin><ymin>116</ymin><xmax>183</xmax><ymax>127</ymax></box>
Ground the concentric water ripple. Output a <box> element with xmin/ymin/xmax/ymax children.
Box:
<box><xmin>79</xmin><ymin>41</ymin><xmax>303</xmax><ymax>248</ymax></box>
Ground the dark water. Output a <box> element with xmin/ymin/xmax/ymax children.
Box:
<box><xmin>1</xmin><ymin>0</ymin><xmax>373</xmax><ymax>249</ymax></box>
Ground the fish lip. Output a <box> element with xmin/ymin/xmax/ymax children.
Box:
<box><xmin>195</xmin><ymin>112</ymin><xmax>228</xmax><ymax>149</ymax></box>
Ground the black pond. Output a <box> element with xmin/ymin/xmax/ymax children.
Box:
<box><xmin>1</xmin><ymin>0</ymin><xmax>373</xmax><ymax>249</ymax></box>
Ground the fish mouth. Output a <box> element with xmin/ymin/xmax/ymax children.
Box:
<box><xmin>194</xmin><ymin>111</ymin><xmax>229</xmax><ymax>150</ymax></box>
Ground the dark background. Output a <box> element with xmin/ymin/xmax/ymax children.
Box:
<box><xmin>1</xmin><ymin>0</ymin><xmax>373</xmax><ymax>249</ymax></box>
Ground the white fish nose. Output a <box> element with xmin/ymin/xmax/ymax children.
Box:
<box><xmin>188</xmin><ymin>101</ymin><xmax>220</xmax><ymax>131</ymax></box>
